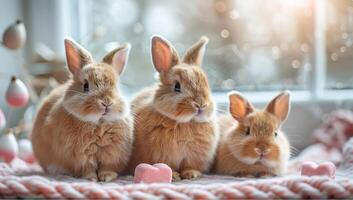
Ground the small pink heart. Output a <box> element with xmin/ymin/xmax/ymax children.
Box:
<box><xmin>133</xmin><ymin>163</ymin><xmax>172</xmax><ymax>184</ymax></box>
<box><xmin>301</xmin><ymin>161</ymin><xmax>336</xmax><ymax>179</ymax></box>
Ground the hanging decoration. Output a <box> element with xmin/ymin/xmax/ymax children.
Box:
<box><xmin>2</xmin><ymin>20</ymin><xmax>27</xmax><ymax>50</ymax></box>
<box><xmin>18</xmin><ymin>139</ymin><xmax>35</xmax><ymax>163</ymax></box>
<box><xmin>0</xmin><ymin>109</ymin><xmax>6</xmax><ymax>132</ymax></box>
<box><xmin>0</xmin><ymin>131</ymin><xmax>18</xmax><ymax>163</ymax></box>
<box><xmin>6</xmin><ymin>76</ymin><xmax>30</xmax><ymax>108</ymax></box>
<box><xmin>0</xmin><ymin>19</ymin><xmax>37</xmax><ymax>164</ymax></box>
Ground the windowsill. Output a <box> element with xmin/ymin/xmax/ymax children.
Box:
<box><xmin>124</xmin><ymin>89</ymin><xmax>353</xmax><ymax>106</ymax></box>
<box><xmin>213</xmin><ymin>90</ymin><xmax>353</xmax><ymax>105</ymax></box>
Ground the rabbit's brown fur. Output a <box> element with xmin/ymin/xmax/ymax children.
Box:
<box><xmin>31</xmin><ymin>39</ymin><xmax>133</xmax><ymax>182</ymax></box>
<box><xmin>127</xmin><ymin>36</ymin><xmax>219</xmax><ymax>180</ymax></box>
<box><xmin>213</xmin><ymin>92</ymin><xmax>291</xmax><ymax>177</ymax></box>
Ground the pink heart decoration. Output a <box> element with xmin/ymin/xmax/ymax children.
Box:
<box><xmin>301</xmin><ymin>161</ymin><xmax>336</xmax><ymax>179</ymax></box>
<box><xmin>134</xmin><ymin>163</ymin><xmax>172</xmax><ymax>184</ymax></box>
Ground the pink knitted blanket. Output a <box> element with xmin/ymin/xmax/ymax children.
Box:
<box><xmin>0</xmin><ymin>138</ymin><xmax>352</xmax><ymax>199</ymax></box>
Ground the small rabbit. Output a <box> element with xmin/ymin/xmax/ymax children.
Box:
<box><xmin>127</xmin><ymin>35</ymin><xmax>219</xmax><ymax>180</ymax></box>
<box><xmin>213</xmin><ymin>91</ymin><xmax>291</xmax><ymax>177</ymax></box>
<box><xmin>31</xmin><ymin>38</ymin><xmax>133</xmax><ymax>182</ymax></box>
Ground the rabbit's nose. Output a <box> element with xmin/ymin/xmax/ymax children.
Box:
<box><xmin>101</xmin><ymin>102</ymin><xmax>112</xmax><ymax>108</ymax></box>
<box><xmin>200</xmin><ymin>103</ymin><xmax>208</xmax><ymax>109</ymax></box>
<box><xmin>192</xmin><ymin>102</ymin><xmax>200</xmax><ymax>109</ymax></box>
<box><xmin>192</xmin><ymin>102</ymin><xmax>207</xmax><ymax>110</ymax></box>
<box><xmin>254</xmin><ymin>148</ymin><xmax>270</xmax><ymax>156</ymax></box>
<box><xmin>192</xmin><ymin>102</ymin><xmax>205</xmax><ymax>114</ymax></box>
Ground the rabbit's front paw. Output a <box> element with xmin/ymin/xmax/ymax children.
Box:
<box><xmin>172</xmin><ymin>171</ymin><xmax>181</xmax><ymax>181</ymax></box>
<box><xmin>83</xmin><ymin>172</ymin><xmax>98</xmax><ymax>182</ymax></box>
<box><xmin>233</xmin><ymin>172</ymin><xmax>255</xmax><ymax>178</ymax></box>
<box><xmin>255</xmin><ymin>171</ymin><xmax>275</xmax><ymax>178</ymax></box>
<box><xmin>180</xmin><ymin>169</ymin><xmax>202</xmax><ymax>180</ymax></box>
<box><xmin>98</xmin><ymin>171</ymin><xmax>118</xmax><ymax>182</ymax></box>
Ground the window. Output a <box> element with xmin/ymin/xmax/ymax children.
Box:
<box><xmin>326</xmin><ymin>0</ymin><xmax>353</xmax><ymax>90</ymax></box>
<box><xmin>78</xmin><ymin>0</ymin><xmax>352</xmax><ymax>101</ymax></box>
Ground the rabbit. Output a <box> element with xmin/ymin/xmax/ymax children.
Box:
<box><xmin>213</xmin><ymin>91</ymin><xmax>291</xmax><ymax>177</ymax></box>
<box><xmin>31</xmin><ymin>38</ymin><xmax>133</xmax><ymax>182</ymax></box>
<box><xmin>127</xmin><ymin>35</ymin><xmax>219</xmax><ymax>180</ymax></box>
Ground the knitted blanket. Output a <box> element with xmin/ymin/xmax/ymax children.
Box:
<box><xmin>0</xmin><ymin>138</ymin><xmax>352</xmax><ymax>199</ymax></box>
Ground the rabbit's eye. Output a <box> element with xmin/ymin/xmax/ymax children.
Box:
<box><xmin>275</xmin><ymin>132</ymin><xmax>278</xmax><ymax>137</ymax></box>
<box><xmin>245</xmin><ymin>128</ymin><xmax>250</xmax><ymax>136</ymax></box>
<box><xmin>83</xmin><ymin>81</ymin><xmax>89</xmax><ymax>92</ymax></box>
<box><xmin>174</xmin><ymin>82</ymin><xmax>181</xmax><ymax>93</ymax></box>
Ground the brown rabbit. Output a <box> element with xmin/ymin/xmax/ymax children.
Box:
<box><xmin>127</xmin><ymin>36</ymin><xmax>219</xmax><ymax>180</ymax></box>
<box><xmin>213</xmin><ymin>91</ymin><xmax>291</xmax><ymax>177</ymax></box>
<box><xmin>31</xmin><ymin>38</ymin><xmax>133</xmax><ymax>182</ymax></box>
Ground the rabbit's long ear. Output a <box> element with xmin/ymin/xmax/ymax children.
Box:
<box><xmin>183</xmin><ymin>36</ymin><xmax>208</xmax><ymax>66</ymax></box>
<box><xmin>102</xmin><ymin>43</ymin><xmax>131</xmax><ymax>75</ymax></box>
<box><xmin>229</xmin><ymin>91</ymin><xmax>254</xmax><ymax>122</ymax></box>
<box><xmin>265</xmin><ymin>91</ymin><xmax>291</xmax><ymax>123</ymax></box>
<box><xmin>151</xmin><ymin>35</ymin><xmax>180</xmax><ymax>73</ymax></box>
<box><xmin>64</xmin><ymin>38</ymin><xmax>93</xmax><ymax>76</ymax></box>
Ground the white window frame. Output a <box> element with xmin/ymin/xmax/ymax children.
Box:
<box><xmin>77</xmin><ymin>0</ymin><xmax>353</xmax><ymax>105</ymax></box>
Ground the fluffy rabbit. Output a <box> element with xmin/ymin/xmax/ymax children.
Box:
<box><xmin>127</xmin><ymin>36</ymin><xmax>219</xmax><ymax>180</ymax></box>
<box><xmin>213</xmin><ymin>91</ymin><xmax>291</xmax><ymax>177</ymax></box>
<box><xmin>31</xmin><ymin>38</ymin><xmax>133</xmax><ymax>182</ymax></box>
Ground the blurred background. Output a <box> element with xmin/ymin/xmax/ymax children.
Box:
<box><xmin>1</xmin><ymin>0</ymin><xmax>353</xmax><ymax>150</ymax></box>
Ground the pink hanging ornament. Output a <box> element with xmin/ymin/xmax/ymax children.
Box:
<box><xmin>6</xmin><ymin>76</ymin><xmax>29</xmax><ymax>108</ymax></box>
<box><xmin>0</xmin><ymin>109</ymin><xmax>5</xmax><ymax>131</ymax></box>
<box><xmin>2</xmin><ymin>20</ymin><xmax>26</xmax><ymax>50</ymax></box>
<box><xmin>0</xmin><ymin>131</ymin><xmax>18</xmax><ymax>163</ymax></box>
<box><xmin>18</xmin><ymin>139</ymin><xmax>35</xmax><ymax>163</ymax></box>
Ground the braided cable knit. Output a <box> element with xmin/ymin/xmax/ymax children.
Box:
<box><xmin>0</xmin><ymin>137</ymin><xmax>353</xmax><ymax>199</ymax></box>
<box><xmin>0</xmin><ymin>175</ymin><xmax>352</xmax><ymax>199</ymax></box>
